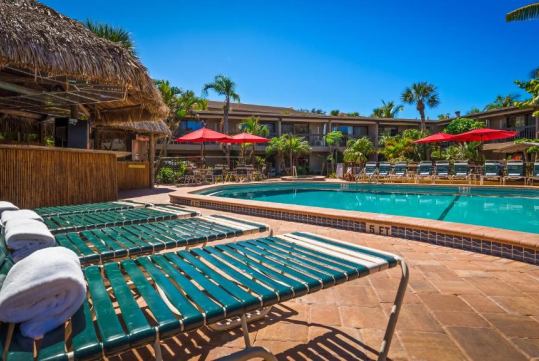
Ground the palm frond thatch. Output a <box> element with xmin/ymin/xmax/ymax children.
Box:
<box><xmin>0</xmin><ymin>0</ymin><xmax>168</xmax><ymax>122</ymax></box>
<box><xmin>506</xmin><ymin>2</ymin><xmax>539</xmax><ymax>22</ymax></box>
<box><xmin>98</xmin><ymin>120</ymin><xmax>172</xmax><ymax>138</ymax></box>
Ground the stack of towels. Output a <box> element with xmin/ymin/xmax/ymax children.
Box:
<box><xmin>0</xmin><ymin>202</ymin><xmax>86</xmax><ymax>339</ymax></box>
<box><xmin>0</xmin><ymin>247</ymin><xmax>86</xmax><ymax>338</ymax></box>
<box><xmin>1</xmin><ymin>205</ymin><xmax>55</xmax><ymax>263</ymax></box>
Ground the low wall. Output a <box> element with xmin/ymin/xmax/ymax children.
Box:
<box><xmin>117</xmin><ymin>161</ymin><xmax>150</xmax><ymax>190</ymax></box>
<box><xmin>0</xmin><ymin>145</ymin><xmax>118</xmax><ymax>208</ymax></box>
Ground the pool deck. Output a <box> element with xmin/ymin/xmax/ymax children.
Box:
<box><xmin>114</xmin><ymin>186</ymin><xmax>539</xmax><ymax>361</ymax></box>
<box><xmin>169</xmin><ymin>182</ymin><xmax>539</xmax><ymax>265</ymax></box>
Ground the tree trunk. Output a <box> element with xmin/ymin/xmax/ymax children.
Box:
<box><xmin>224</xmin><ymin>98</ymin><xmax>230</xmax><ymax>168</ymax></box>
<box><xmin>417</xmin><ymin>101</ymin><xmax>426</xmax><ymax>132</ymax></box>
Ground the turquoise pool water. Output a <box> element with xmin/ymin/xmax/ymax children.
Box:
<box><xmin>198</xmin><ymin>183</ymin><xmax>539</xmax><ymax>234</ymax></box>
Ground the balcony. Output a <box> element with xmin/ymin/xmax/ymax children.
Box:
<box><xmin>487</xmin><ymin>125</ymin><xmax>537</xmax><ymax>144</ymax></box>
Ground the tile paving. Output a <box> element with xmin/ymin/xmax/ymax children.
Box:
<box><xmin>112</xmin><ymin>187</ymin><xmax>539</xmax><ymax>360</ymax></box>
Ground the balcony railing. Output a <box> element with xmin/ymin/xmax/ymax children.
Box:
<box><xmin>487</xmin><ymin>125</ymin><xmax>537</xmax><ymax>143</ymax></box>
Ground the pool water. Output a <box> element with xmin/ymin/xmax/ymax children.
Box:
<box><xmin>198</xmin><ymin>183</ymin><xmax>539</xmax><ymax>234</ymax></box>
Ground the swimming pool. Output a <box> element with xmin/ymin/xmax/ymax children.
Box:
<box><xmin>197</xmin><ymin>183</ymin><xmax>539</xmax><ymax>234</ymax></box>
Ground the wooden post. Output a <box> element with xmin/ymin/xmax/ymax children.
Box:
<box><xmin>149</xmin><ymin>133</ymin><xmax>155</xmax><ymax>189</ymax></box>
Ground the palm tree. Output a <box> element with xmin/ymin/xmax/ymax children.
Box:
<box><xmin>467</xmin><ymin>107</ymin><xmax>481</xmax><ymax>115</ymax></box>
<box><xmin>85</xmin><ymin>19</ymin><xmax>136</xmax><ymax>56</ymax></box>
<box><xmin>239</xmin><ymin>116</ymin><xmax>269</xmax><ymax>163</ymax></box>
<box><xmin>202</xmin><ymin>75</ymin><xmax>240</xmax><ymax>166</ymax></box>
<box><xmin>343</xmin><ymin>137</ymin><xmax>374</xmax><ymax>167</ymax></box>
<box><xmin>284</xmin><ymin>135</ymin><xmax>311</xmax><ymax>174</ymax></box>
<box><xmin>330</xmin><ymin>110</ymin><xmax>340</xmax><ymax>116</ymax></box>
<box><xmin>371</xmin><ymin>100</ymin><xmax>404</xmax><ymax>118</ymax></box>
<box><xmin>401</xmin><ymin>82</ymin><xmax>440</xmax><ymax>131</ymax></box>
<box><xmin>323</xmin><ymin>131</ymin><xmax>343</xmax><ymax>174</ymax></box>
<box><xmin>506</xmin><ymin>3</ymin><xmax>539</xmax><ymax>22</ymax></box>
<box><xmin>154</xmin><ymin>81</ymin><xmax>207</xmax><ymax>172</ymax></box>
<box><xmin>484</xmin><ymin>94</ymin><xmax>521</xmax><ymax>111</ymax></box>
<box><xmin>266</xmin><ymin>136</ymin><xmax>287</xmax><ymax>174</ymax></box>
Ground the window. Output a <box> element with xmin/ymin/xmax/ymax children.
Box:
<box><xmin>179</xmin><ymin>120</ymin><xmax>202</xmax><ymax>133</ymax></box>
<box><xmin>282</xmin><ymin>123</ymin><xmax>309</xmax><ymax>134</ymax></box>
<box><xmin>334</xmin><ymin>125</ymin><xmax>368</xmax><ymax>137</ymax></box>
<box><xmin>507</xmin><ymin>114</ymin><xmax>535</xmax><ymax>128</ymax></box>
<box><xmin>379</xmin><ymin>126</ymin><xmax>398</xmax><ymax>136</ymax></box>
<box><xmin>260</xmin><ymin>122</ymin><xmax>276</xmax><ymax>135</ymax></box>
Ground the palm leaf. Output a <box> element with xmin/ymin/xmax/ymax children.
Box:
<box><xmin>506</xmin><ymin>2</ymin><xmax>539</xmax><ymax>22</ymax></box>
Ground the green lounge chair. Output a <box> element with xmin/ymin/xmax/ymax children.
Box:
<box><xmin>480</xmin><ymin>160</ymin><xmax>502</xmax><ymax>185</ymax></box>
<box><xmin>377</xmin><ymin>162</ymin><xmax>392</xmax><ymax>182</ymax></box>
<box><xmin>452</xmin><ymin>161</ymin><xmax>472</xmax><ymax>184</ymax></box>
<box><xmin>0</xmin><ymin>232</ymin><xmax>408</xmax><ymax>361</ymax></box>
<box><xmin>529</xmin><ymin>161</ymin><xmax>539</xmax><ymax>185</ymax></box>
<box><xmin>33</xmin><ymin>201</ymin><xmax>149</xmax><ymax>217</ymax></box>
<box><xmin>433</xmin><ymin>161</ymin><xmax>451</xmax><ymax>183</ymax></box>
<box><xmin>55</xmin><ymin>215</ymin><xmax>271</xmax><ymax>265</ymax></box>
<box><xmin>361</xmin><ymin>162</ymin><xmax>378</xmax><ymax>182</ymax></box>
<box><xmin>503</xmin><ymin>160</ymin><xmax>526</xmax><ymax>185</ymax></box>
<box><xmin>42</xmin><ymin>205</ymin><xmax>198</xmax><ymax>234</ymax></box>
<box><xmin>389</xmin><ymin>161</ymin><xmax>408</xmax><ymax>183</ymax></box>
<box><xmin>415</xmin><ymin>161</ymin><xmax>433</xmax><ymax>183</ymax></box>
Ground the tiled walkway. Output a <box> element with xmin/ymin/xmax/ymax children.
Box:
<box><xmin>114</xmin><ymin>187</ymin><xmax>539</xmax><ymax>360</ymax></box>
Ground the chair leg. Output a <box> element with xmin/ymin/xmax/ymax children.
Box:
<box><xmin>377</xmin><ymin>258</ymin><xmax>409</xmax><ymax>361</ymax></box>
<box><xmin>154</xmin><ymin>332</ymin><xmax>163</xmax><ymax>361</ymax></box>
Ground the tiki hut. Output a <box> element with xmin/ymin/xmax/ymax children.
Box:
<box><xmin>0</xmin><ymin>0</ymin><xmax>168</xmax><ymax>124</ymax></box>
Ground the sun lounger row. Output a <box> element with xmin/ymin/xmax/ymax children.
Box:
<box><xmin>33</xmin><ymin>200</ymin><xmax>150</xmax><ymax>217</ymax></box>
<box><xmin>0</xmin><ymin>232</ymin><xmax>408</xmax><ymax>361</ymax></box>
<box><xmin>357</xmin><ymin>160</ymin><xmax>539</xmax><ymax>185</ymax></box>
<box><xmin>55</xmin><ymin>215</ymin><xmax>270</xmax><ymax>265</ymax></box>
<box><xmin>42</xmin><ymin>205</ymin><xmax>198</xmax><ymax>233</ymax></box>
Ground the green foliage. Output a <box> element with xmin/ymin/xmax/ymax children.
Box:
<box><xmin>483</xmin><ymin>94</ymin><xmax>521</xmax><ymax>111</ymax></box>
<box><xmin>266</xmin><ymin>134</ymin><xmax>311</xmax><ymax>173</ymax></box>
<box><xmin>506</xmin><ymin>2</ymin><xmax>539</xmax><ymax>22</ymax></box>
<box><xmin>438</xmin><ymin>114</ymin><xmax>450</xmax><ymax>120</ymax></box>
<box><xmin>202</xmin><ymin>75</ymin><xmax>240</xmax><ymax>133</ymax></box>
<box><xmin>239</xmin><ymin>116</ymin><xmax>269</xmax><ymax>162</ymax></box>
<box><xmin>85</xmin><ymin>19</ymin><xmax>136</xmax><ymax>56</ymax></box>
<box><xmin>330</xmin><ymin>109</ymin><xmax>340</xmax><ymax>116</ymax></box>
<box><xmin>443</xmin><ymin>118</ymin><xmax>485</xmax><ymax>135</ymax></box>
<box><xmin>467</xmin><ymin>107</ymin><xmax>481</xmax><ymax>115</ymax></box>
<box><xmin>514</xmin><ymin>78</ymin><xmax>539</xmax><ymax>117</ymax></box>
<box><xmin>515</xmin><ymin>138</ymin><xmax>539</xmax><ymax>154</ymax></box>
<box><xmin>157</xmin><ymin>167</ymin><xmax>174</xmax><ymax>184</ymax></box>
<box><xmin>379</xmin><ymin>129</ymin><xmax>432</xmax><ymax>162</ymax></box>
<box><xmin>371</xmin><ymin>100</ymin><xmax>404</xmax><ymax>118</ymax></box>
<box><xmin>343</xmin><ymin>137</ymin><xmax>374</xmax><ymax>165</ymax></box>
<box><xmin>324</xmin><ymin>131</ymin><xmax>343</xmax><ymax>173</ymax></box>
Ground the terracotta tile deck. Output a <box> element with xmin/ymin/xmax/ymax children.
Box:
<box><xmin>113</xmin><ymin>187</ymin><xmax>539</xmax><ymax>360</ymax></box>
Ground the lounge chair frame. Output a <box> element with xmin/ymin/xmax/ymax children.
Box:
<box><xmin>415</xmin><ymin>161</ymin><xmax>433</xmax><ymax>184</ymax></box>
<box><xmin>503</xmin><ymin>160</ymin><xmax>527</xmax><ymax>185</ymax></box>
<box><xmin>480</xmin><ymin>161</ymin><xmax>502</xmax><ymax>185</ymax></box>
<box><xmin>0</xmin><ymin>232</ymin><xmax>408</xmax><ymax>361</ymax></box>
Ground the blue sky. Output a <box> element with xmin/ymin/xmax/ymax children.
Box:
<box><xmin>43</xmin><ymin>0</ymin><xmax>538</xmax><ymax>119</ymax></box>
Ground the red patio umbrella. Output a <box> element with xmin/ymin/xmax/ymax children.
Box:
<box><xmin>174</xmin><ymin>128</ymin><xmax>231</xmax><ymax>142</ymax></box>
<box><xmin>413</xmin><ymin>133</ymin><xmax>455</xmax><ymax>144</ymax></box>
<box><xmin>174</xmin><ymin>128</ymin><xmax>231</xmax><ymax>160</ymax></box>
<box><xmin>225</xmin><ymin>133</ymin><xmax>270</xmax><ymax>165</ymax></box>
<box><xmin>226</xmin><ymin>132</ymin><xmax>270</xmax><ymax>143</ymax></box>
<box><xmin>449</xmin><ymin>128</ymin><xmax>518</xmax><ymax>142</ymax></box>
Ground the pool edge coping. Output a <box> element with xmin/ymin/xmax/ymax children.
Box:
<box><xmin>170</xmin><ymin>182</ymin><xmax>539</xmax><ymax>264</ymax></box>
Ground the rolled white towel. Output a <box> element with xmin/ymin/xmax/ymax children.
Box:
<box><xmin>0</xmin><ymin>247</ymin><xmax>86</xmax><ymax>339</ymax></box>
<box><xmin>1</xmin><ymin>210</ymin><xmax>43</xmax><ymax>226</ymax></box>
<box><xmin>0</xmin><ymin>202</ymin><xmax>19</xmax><ymax>217</ymax></box>
<box><xmin>5</xmin><ymin>219</ymin><xmax>55</xmax><ymax>262</ymax></box>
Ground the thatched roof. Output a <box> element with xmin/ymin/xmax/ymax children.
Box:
<box><xmin>98</xmin><ymin>120</ymin><xmax>172</xmax><ymax>137</ymax></box>
<box><xmin>0</xmin><ymin>0</ymin><xmax>168</xmax><ymax>123</ymax></box>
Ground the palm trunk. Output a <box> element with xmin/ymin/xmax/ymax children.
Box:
<box><xmin>224</xmin><ymin>98</ymin><xmax>230</xmax><ymax>168</ymax></box>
